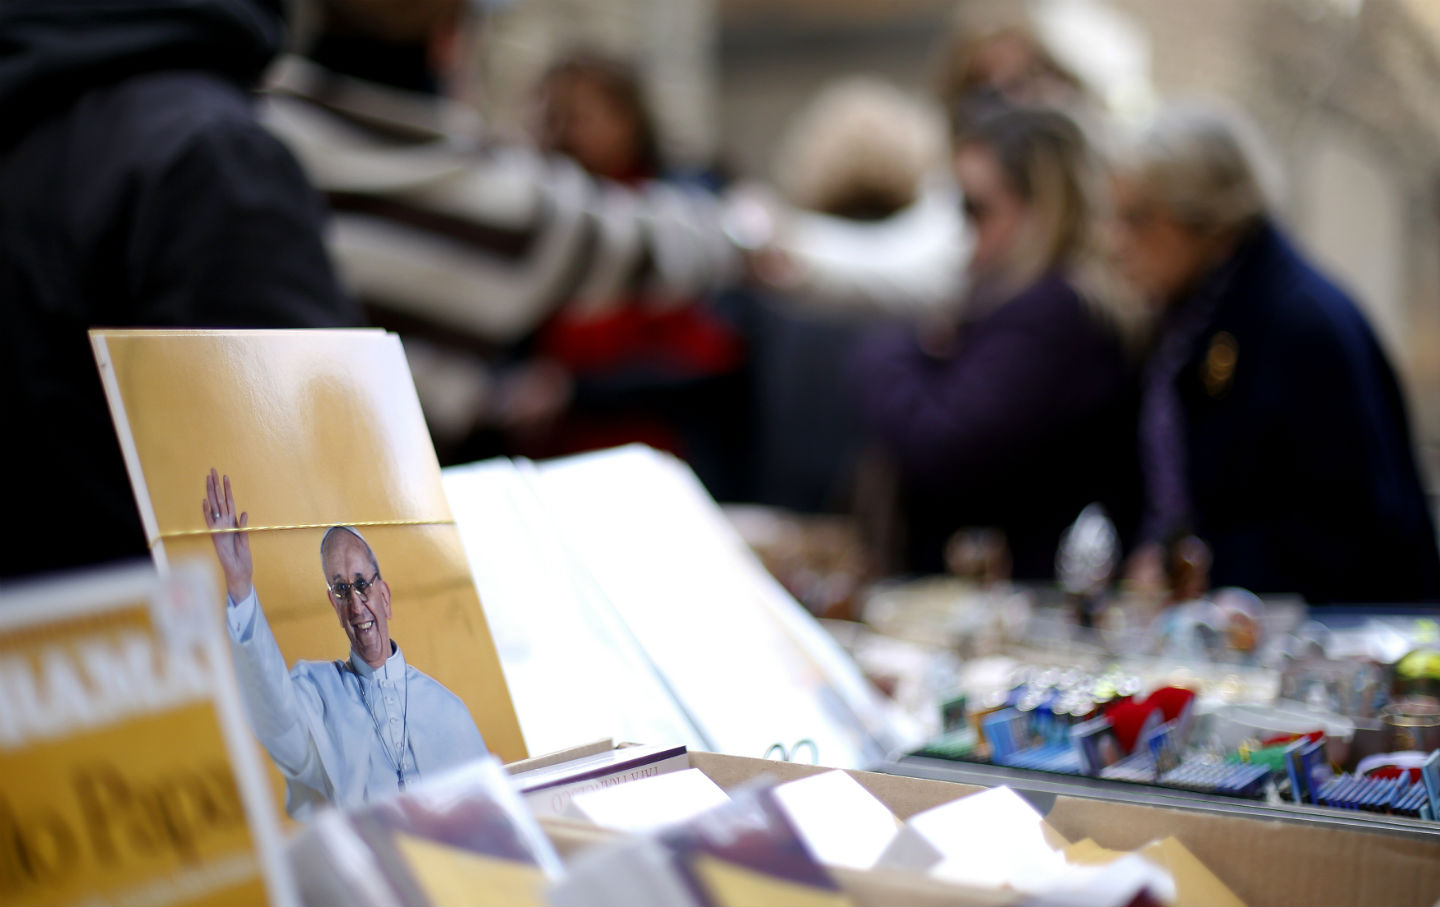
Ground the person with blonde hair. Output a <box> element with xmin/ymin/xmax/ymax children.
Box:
<box><xmin>858</xmin><ymin>105</ymin><xmax>1142</xmax><ymax>578</ymax></box>
<box><xmin>1112</xmin><ymin>103</ymin><xmax>1439</xmax><ymax>604</ymax></box>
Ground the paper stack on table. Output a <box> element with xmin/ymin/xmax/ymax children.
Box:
<box><xmin>878</xmin><ymin>785</ymin><xmax>1178</xmax><ymax>906</ymax></box>
<box><xmin>770</xmin><ymin>770</ymin><xmax>903</xmax><ymax>870</ymax></box>
<box><xmin>443</xmin><ymin>445</ymin><xmax>923</xmax><ymax>765</ymax></box>
<box><xmin>565</xmin><ymin>768</ymin><xmax>732</xmax><ymax>832</ymax></box>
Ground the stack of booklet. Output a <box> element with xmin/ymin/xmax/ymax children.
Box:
<box><xmin>288</xmin><ymin>741</ymin><xmax>1243</xmax><ymax>907</ymax></box>
<box><xmin>550</xmin><ymin>784</ymin><xmax>850</xmax><ymax>907</ymax></box>
<box><xmin>543</xmin><ymin>764</ymin><xmax>1192</xmax><ymax>907</ymax></box>
<box><xmin>508</xmin><ymin>741</ymin><xmax>692</xmax><ymax>816</ymax></box>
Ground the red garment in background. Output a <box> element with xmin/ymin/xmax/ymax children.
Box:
<box><xmin>532</xmin><ymin>296</ymin><xmax>745</xmax><ymax>458</ymax></box>
<box><xmin>541</xmin><ymin>299</ymin><xmax>743</xmax><ymax>374</ymax></box>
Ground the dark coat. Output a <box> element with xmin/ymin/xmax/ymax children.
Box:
<box><xmin>858</xmin><ymin>274</ymin><xmax>1142</xmax><ymax>579</ymax></box>
<box><xmin>1170</xmin><ymin>221</ymin><xmax>1440</xmax><ymax>603</ymax></box>
<box><xmin>0</xmin><ymin>0</ymin><xmax>362</xmax><ymax>579</ymax></box>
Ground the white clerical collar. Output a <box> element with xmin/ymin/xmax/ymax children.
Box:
<box><xmin>349</xmin><ymin>641</ymin><xmax>406</xmax><ymax>681</ymax></box>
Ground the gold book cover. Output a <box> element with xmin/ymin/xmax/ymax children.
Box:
<box><xmin>0</xmin><ymin>561</ymin><xmax>294</xmax><ymax>907</ymax></box>
<box><xmin>90</xmin><ymin>328</ymin><xmax>526</xmax><ymax>823</ymax></box>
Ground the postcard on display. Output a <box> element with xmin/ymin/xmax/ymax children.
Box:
<box><xmin>289</xmin><ymin>756</ymin><xmax>563</xmax><ymax>907</ymax></box>
<box><xmin>90</xmin><ymin>328</ymin><xmax>526</xmax><ymax>823</ymax></box>
<box><xmin>0</xmin><ymin>560</ymin><xmax>295</xmax><ymax>906</ymax></box>
<box><xmin>550</xmin><ymin>784</ymin><xmax>849</xmax><ymax>907</ymax></box>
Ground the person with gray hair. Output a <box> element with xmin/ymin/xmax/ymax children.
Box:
<box><xmin>1111</xmin><ymin>104</ymin><xmax>1439</xmax><ymax>604</ymax></box>
<box><xmin>203</xmin><ymin>469</ymin><xmax>488</xmax><ymax>818</ymax></box>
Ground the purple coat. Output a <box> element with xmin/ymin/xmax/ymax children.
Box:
<box><xmin>858</xmin><ymin>273</ymin><xmax>1141</xmax><ymax>578</ymax></box>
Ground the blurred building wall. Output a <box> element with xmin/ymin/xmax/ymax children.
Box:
<box><xmin>714</xmin><ymin>1</ymin><xmax>952</xmax><ymax>179</ymax></box>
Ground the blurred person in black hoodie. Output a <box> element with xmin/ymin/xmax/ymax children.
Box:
<box><xmin>0</xmin><ymin>0</ymin><xmax>362</xmax><ymax>580</ymax></box>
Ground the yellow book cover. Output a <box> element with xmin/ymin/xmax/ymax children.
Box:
<box><xmin>1063</xmin><ymin>836</ymin><xmax>1246</xmax><ymax>907</ymax></box>
<box><xmin>0</xmin><ymin>561</ymin><xmax>294</xmax><ymax>907</ymax></box>
<box><xmin>689</xmin><ymin>855</ymin><xmax>851</xmax><ymax>907</ymax></box>
<box><xmin>90</xmin><ymin>328</ymin><xmax>526</xmax><ymax>822</ymax></box>
<box><xmin>392</xmin><ymin>833</ymin><xmax>547</xmax><ymax>907</ymax></box>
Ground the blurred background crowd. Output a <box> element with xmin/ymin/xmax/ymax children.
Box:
<box><xmin>4</xmin><ymin>0</ymin><xmax>1439</xmax><ymax>606</ymax></box>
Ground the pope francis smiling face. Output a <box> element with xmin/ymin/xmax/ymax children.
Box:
<box><xmin>321</xmin><ymin>527</ymin><xmax>394</xmax><ymax>669</ymax></box>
